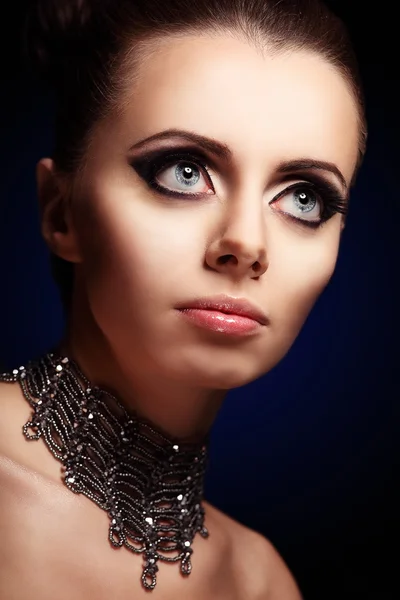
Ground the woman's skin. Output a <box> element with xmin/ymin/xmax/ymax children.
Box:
<box><xmin>0</xmin><ymin>33</ymin><xmax>359</xmax><ymax>599</ymax></box>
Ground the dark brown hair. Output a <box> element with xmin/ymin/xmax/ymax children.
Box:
<box><xmin>24</xmin><ymin>0</ymin><xmax>367</xmax><ymax>309</ymax></box>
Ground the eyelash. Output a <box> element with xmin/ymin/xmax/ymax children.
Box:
<box><xmin>131</xmin><ymin>149</ymin><xmax>348</xmax><ymax>229</ymax></box>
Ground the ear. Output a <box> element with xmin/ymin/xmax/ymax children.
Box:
<box><xmin>36</xmin><ymin>158</ymin><xmax>82</xmax><ymax>263</ymax></box>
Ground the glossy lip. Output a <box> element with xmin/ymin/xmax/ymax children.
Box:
<box><xmin>175</xmin><ymin>294</ymin><xmax>269</xmax><ymax>326</ymax></box>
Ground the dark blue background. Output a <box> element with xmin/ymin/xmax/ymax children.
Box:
<box><xmin>0</xmin><ymin>3</ymin><xmax>398</xmax><ymax>598</ymax></box>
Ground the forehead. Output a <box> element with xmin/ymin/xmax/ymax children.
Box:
<box><xmin>107</xmin><ymin>35</ymin><xmax>360</xmax><ymax>182</ymax></box>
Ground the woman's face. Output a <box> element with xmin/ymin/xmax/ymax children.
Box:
<box><xmin>61</xmin><ymin>34</ymin><xmax>359</xmax><ymax>389</ymax></box>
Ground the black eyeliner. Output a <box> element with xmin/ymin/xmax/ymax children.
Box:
<box><xmin>279</xmin><ymin>171</ymin><xmax>348</xmax><ymax>207</ymax></box>
<box><xmin>130</xmin><ymin>148</ymin><xmax>215</xmax><ymax>198</ymax></box>
<box><xmin>130</xmin><ymin>147</ymin><xmax>348</xmax><ymax>228</ymax></box>
<box><xmin>130</xmin><ymin>147</ymin><xmax>214</xmax><ymax>173</ymax></box>
<box><xmin>272</xmin><ymin>178</ymin><xmax>348</xmax><ymax>229</ymax></box>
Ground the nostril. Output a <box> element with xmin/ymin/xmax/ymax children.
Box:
<box><xmin>217</xmin><ymin>255</ymin><xmax>237</xmax><ymax>265</ymax></box>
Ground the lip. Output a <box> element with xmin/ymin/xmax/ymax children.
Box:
<box><xmin>175</xmin><ymin>294</ymin><xmax>269</xmax><ymax>326</ymax></box>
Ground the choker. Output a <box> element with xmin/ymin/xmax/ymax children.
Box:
<box><xmin>0</xmin><ymin>352</ymin><xmax>209</xmax><ymax>590</ymax></box>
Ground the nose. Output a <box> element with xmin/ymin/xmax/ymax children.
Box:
<box><xmin>205</xmin><ymin>191</ymin><xmax>269</xmax><ymax>280</ymax></box>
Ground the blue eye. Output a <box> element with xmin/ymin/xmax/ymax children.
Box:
<box><xmin>272</xmin><ymin>186</ymin><xmax>321</xmax><ymax>223</ymax></box>
<box><xmin>270</xmin><ymin>182</ymin><xmax>347</xmax><ymax>229</ymax></box>
<box><xmin>293</xmin><ymin>189</ymin><xmax>318</xmax><ymax>213</ymax></box>
<box><xmin>176</xmin><ymin>163</ymin><xmax>201</xmax><ymax>186</ymax></box>
<box><xmin>155</xmin><ymin>160</ymin><xmax>214</xmax><ymax>195</ymax></box>
<box><xmin>131</xmin><ymin>151</ymin><xmax>215</xmax><ymax>198</ymax></box>
<box><xmin>131</xmin><ymin>148</ymin><xmax>348</xmax><ymax>228</ymax></box>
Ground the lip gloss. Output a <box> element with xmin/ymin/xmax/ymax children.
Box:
<box><xmin>177</xmin><ymin>308</ymin><xmax>262</xmax><ymax>336</ymax></box>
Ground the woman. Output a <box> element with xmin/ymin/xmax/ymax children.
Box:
<box><xmin>0</xmin><ymin>0</ymin><xmax>366</xmax><ymax>597</ymax></box>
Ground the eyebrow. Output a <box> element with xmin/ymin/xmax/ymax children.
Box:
<box><xmin>129</xmin><ymin>128</ymin><xmax>232</xmax><ymax>160</ymax></box>
<box><xmin>129</xmin><ymin>128</ymin><xmax>348</xmax><ymax>191</ymax></box>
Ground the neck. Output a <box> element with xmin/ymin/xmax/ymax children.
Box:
<box><xmin>60</xmin><ymin>292</ymin><xmax>227</xmax><ymax>441</ymax></box>
<box><xmin>3</xmin><ymin>353</ymin><xmax>211</xmax><ymax>590</ymax></box>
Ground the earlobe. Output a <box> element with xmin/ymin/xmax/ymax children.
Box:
<box><xmin>36</xmin><ymin>158</ymin><xmax>82</xmax><ymax>263</ymax></box>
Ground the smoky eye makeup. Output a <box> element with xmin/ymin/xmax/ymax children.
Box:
<box><xmin>129</xmin><ymin>146</ymin><xmax>216</xmax><ymax>196</ymax></box>
<box><xmin>129</xmin><ymin>145</ymin><xmax>348</xmax><ymax>229</ymax></box>
<box><xmin>270</xmin><ymin>173</ymin><xmax>348</xmax><ymax>229</ymax></box>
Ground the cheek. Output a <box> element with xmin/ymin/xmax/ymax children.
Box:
<box><xmin>73</xmin><ymin>193</ymin><xmax>199</xmax><ymax>325</ymax></box>
<box><xmin>266</xmin><ymin>225</ymin><xmax>341</xmax><ymax>341</ymax></box>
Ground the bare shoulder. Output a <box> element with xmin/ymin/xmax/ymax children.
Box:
<box><xmin>239</xmin><ymin>528</ymin><xmax>304</xmax><ymax>600</ymax></box>
<box><xmin>204</xmin><ymin>501</ymin><xmax>303</xmax><ymax>600</ymax></box>
<box><xmin>0</xmin><ymin>380</ymin><xmax>60</xmax><ymax>482</ymax></box>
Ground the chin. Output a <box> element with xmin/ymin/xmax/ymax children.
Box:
<box><xmin>173</xmin><ymin>358</ymin><xmax>267</xmax><ymax>390</ymax></box>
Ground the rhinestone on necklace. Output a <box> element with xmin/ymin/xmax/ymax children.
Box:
<box><xmin>0</xmin><ymin>352</ymin><xmax>210</xmax><ymax>590</ymax></box>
